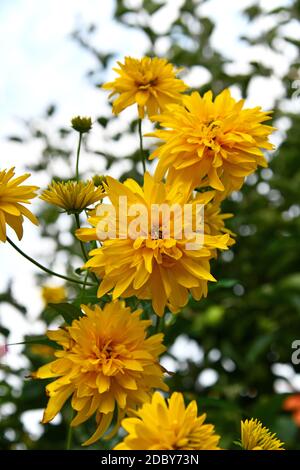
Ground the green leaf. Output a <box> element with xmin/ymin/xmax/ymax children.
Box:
<box><xmin>114</xmin><ymin>1</ymin><xmax>132</xmax><ymax>18</ymax></box>
<box><xmin>233</xmin><ymin>440</ymin><xmax>243</xmax><ymax>449</ymax></box>
<box><xmin>47</xmin><ymin>303</ymin><xmax>82</xmax><ymax>325</ymax></box>
<box><xmin>23</xmin><ymin>334</ymin><xmax>57</xmax><ymax>348</ymax></box>
<box><xmin>72</xmin><ymin>286</ymin><xmax>99</xmax><ymax>307</ymax></box>
<box><xmin>196</xmin><ymin>396</ymin><xmax>239</xmax><ymax>411</ymax></box>
<box><xmin>0</xmin><ymin>325</ymin><xmax>9</xmax><ymax>337</ymax></box>
<box><xmin>272</xmin><ymin>416</ymin><xmax>298</xmax><ymax>444</ymax></box>
<box><xmin>97</xmin><ymin>116</ymin><xmax>109</xmax><ymax>128</ymax></box>
<box><xmin>7</xmin><ymin>135</ymin><xmax>24</xmax><ymax>143</ymax></box>
<box><xmin>144</xmin><ymin>0</ymin><xmax>164</xmax><ymax>15</ymax></box>
<box><xmin>244</xmin><ymin>5</ymin><xmax>262</xmax><ymax>20</ymax></box>
<box><xmin>45</xmin><ymin>104</ymin><xmax>56</xmax><ymax>117</ymax></box>
<box><xmin>245</xmin><ymin>334</ymin><xmax>274</xmax><ymax>364</ymax></box>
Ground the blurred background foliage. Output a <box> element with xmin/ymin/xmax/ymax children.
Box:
<box><xmin>1</xmin><ymin>0</ymin><xmax>300</xmax><ymax>450</ymax></box>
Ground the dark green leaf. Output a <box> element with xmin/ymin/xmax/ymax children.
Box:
<box><xmin>46</xmin><ymin>303</ymin><xmax>82</xmax><ymax>324</ymax></box>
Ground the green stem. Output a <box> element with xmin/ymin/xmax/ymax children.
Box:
<box><xmin>75</xmin><ymin>132</ymin><xmax>83</xmax><ymax>182</ymax></box>
<box><xmin>80</xmin><ymin>271</ymin><xmax>89</xmax><ymax>303</ymax></box>
<box><xmin>74</xmin><ymin>214</ymin><xmax>88</xmax><ymax>262</ymax></box>
<box><xmin>74</xmin><ymin>214</ymin><xmax>98</xmax><ymax>283</ymax></box>
<box><xmin>155</xmin><ymin>315</ymin><xmax>164</xmax><ymax>333</ymax></box>
<box><xmin>138</xmin><ymin>119</ymin><xmax>146</xmax><ymax>174</ymax></box>
<box><xmin>7</xmin><ymin>337</ymin><xmax>47</xmax><ymax>347</ymax></box>
<box><xmin>66</xmin><ymin>420</ymin><xmax>73</xmax><ymax>450</ymax></box>
<box><xmin>7</xmin><ymin>237</ymin><xmax>95</xmax><ymax>287</ymax></box>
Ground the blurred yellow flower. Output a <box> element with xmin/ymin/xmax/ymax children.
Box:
<box><xmin>41</xmin><ymin>286</ymin><xmax>66</xmax><ymax>305</ymax></box>
<box><xmin>241</xmin><ymin>418</ymin><xmax>284</xmax><ymax>450</ymax></box>
<box><xmin>115</xmin><ymin>391</ymin><xmax>221</xmax><ymax>450</ymax></box>
<box><xmin>32</xmin><ymin>300</ymin><xmax>167</xmax><ymax>446</ymax></box>
<box><xmin>0</xmin><ymin>167</ymin><xmax>38</xmax><ymax>242</ymax></box>
<box><xmin>40</xmin><ymin>180</ymin><xmax>105</xmax><ymax>214</ymax></box>
<box><xmin>103</xmin><ymin>56</ymin><xmax>188</xmax><ymax>119</ymax></box>
<box><xmin>29</xmin><ymin>344</ymin><xmax>55</xmax><ymax>358</ymax></box>
<box><xmin>149</xmin><ymin>89</ymin><xmax>275</xmax><ymax>194</ymax></box>
<box><xmin>76</xmin><ymin>173</ymin><xmax>230</xmax><ymax>316</ymax></box>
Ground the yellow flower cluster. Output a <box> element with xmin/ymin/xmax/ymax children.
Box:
<box><xmin>1</xmin><ymin>55</ymin><xmax>278</xmax><ymax>449</ymax></box>
<box><xmin>86</xmin><ymin>55</ymin><xmax>274</xmax><ymax>318</ymax></box>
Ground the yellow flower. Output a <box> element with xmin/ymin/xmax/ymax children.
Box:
<box><xmin>41</xmin><ymin>286</ymin><xmax>66</xmax><ymax>305</ymax></box>
<box><xmin>76</xmin><ymin>173</ymin><xmax>230</xmax><ymax>316</ymax></box>
<box><xmin>32</xmin><ymin>300</ymin><xmax>167</xmax><ymax>446</ymax></box>
<box><xmin>149</xmin><ymin>89</ymin><xmax>275</xmax><ymax>194</ymax></box>
<box><xmin>40</xmin><ymin>180</ymin><xmax>105</xmax><ymax>214</ymax></box>
<box><xmin>114</xmin><ymin>391</ymin><xmax>221</xmax><ymax>450</ymax></box>
<box><xmin>0</xmin><ymin>167</ymin><xmax>38</xmax><ymax>242</ymax></box>
<box><xmin>103</xmin><ymin>56</ymin><xmax>188</xmax><ymax>119</ymax></box>
<box><xmin>191</xmin><ymin>190</ymin><xmax>235</xmax><ymax>247</ymax></box>
<box><xmin>241</xmin><ymin>418</ymin><xmax>284</xmax><ymax>450</ymax></box>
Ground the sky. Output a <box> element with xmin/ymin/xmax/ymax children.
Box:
<box><xmin>0</xmin><ymin>0</ymin><xmax>299</xmax><ymax>438</ymax></box>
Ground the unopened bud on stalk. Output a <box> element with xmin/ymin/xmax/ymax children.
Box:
<box><xmin>71</xmin><ymin>116</ymin><xmax>92</xmax><ymax>134</ymax></box>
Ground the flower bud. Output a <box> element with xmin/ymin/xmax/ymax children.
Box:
<box><xmin>71</xmin><ymin>116</ymin><xmax>92</xmax><ymax>134</ymax></box>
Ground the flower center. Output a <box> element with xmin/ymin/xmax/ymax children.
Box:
<box><xmin>189</xmin><ymin>120</ymin><xmax>222</xmax><ymax>155</ymax></box>
<box><xmin>137</xmin><ymin>77</ymin><xmax>158</xmax><ymax>89</ymax></box>
<box><xmin>200</xmin><ymin>121</ymin><xmax>221</xmax><ymax>147</ymax></box>
<box><xmin>86</xmin><ymin>339</ymin><xmax>130</xmax><ymax>375</ymax></box>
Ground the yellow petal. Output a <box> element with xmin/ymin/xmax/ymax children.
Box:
<box><xmin>0</xmin><ymin>203</ymin><xmax>21</xmax><ymax>216</ymax></box>
<box><xmin>0</xmin><ymin>211</ymin><xmax>7</xmax><ymax>242</ymax></box>
<box><xmin>180</xmin><ymin>257</ymin><xmax>216</xmax><ymax>281</ymax></box>
<box><xmin>42</xmin><ymin>384</ymin><xmax>74</xmax><ymax>423</ymax></box>
<box><xmin>208</xmin><ymin>167</ymin><xmax>224</xmax><ymax>191</ymax></box>
<box><xmin>135</xmin><ymin>90</ymin><xmax>150</xmax><ymax>106</ymax></box>
<box><xmin>82</xmin><ymin>412</ymin><xmax>113</xmax><ymax>446</ymax></box>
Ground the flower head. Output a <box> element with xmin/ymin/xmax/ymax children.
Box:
<box><xmin>0</xmin><ymin>167</ymin><xmax>38</xmax><ymax>242</ymax></box>
<box><xmin>41</xmin><ymin>285</ymin><xmax>66</xmax><ymax>305</ymax></box>
<box><xmin>32</xmin><ymin>300</ymin><xmax>167</xmax><ymax>446</ymax></box>
<box><xmin>149</xmin><ymin>89</ymin><xmax>275</xmax><ymax>194</ymax></box>
<box><xmin>71</xmin><ymin>115</ymin><xmax>92</xmax><ymax>134</ymax></box>
<box><xmin>103</xmin><ymin>56</ymin><xmax>188</xmax><ymax>119</ymax></box>
<box><xmin>115</xmin><ymin>391</ymin><xmax>221</xmax><ymax>450</ymax></box>
<box><xmin>241</xmin><ymin>418</ymin><xmax>284</xmax><ymax>450</ymax></box>
<box><xmin>76</xmin><ymin>173</ymin><xmax>230</xmax><ymax>316</ymax></box>
<box><xmin>40</xmin><ymin>180</ymin><xmax>105</xmax><ymax>214</ymax></box>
